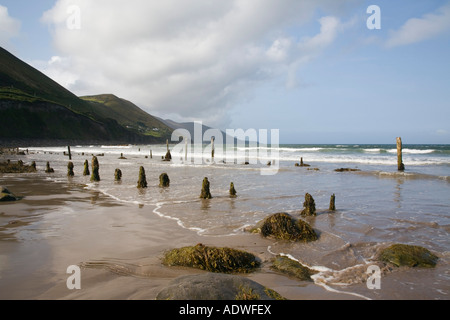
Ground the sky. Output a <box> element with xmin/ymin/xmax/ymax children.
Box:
<box><xmin>0</xmin><ymin>0</ymin><xmax>449</xmax><ymax>144</ymax></box>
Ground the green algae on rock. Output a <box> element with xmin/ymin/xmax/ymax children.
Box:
<box><xmin>378</xmin><ymin>244</ymin><xmax>438</xmax><ymax>268</ymax></box>
<box><xmin>250</xmin><ymin>213</ymin><xmax>317</xmax><ymax>242</ymax></box>
<box><xmin>0</xmin><ymin>186</ymin><xmax>22</xmax><ymax>202</ymax></box>
<box><xmin>200</xmin><ymin>177</ymin><xmax>212</xmax><ymax>199</ymax></box>
<box><xmin>162</xmin><ymin>243</ymin><xmax>260</xmax><ymax>274</ymax></box>
<box><xmin>270</xmin><ymin>255</ymin><xmax>317</xmax><ymax>281</ymax></box>
<box><xmin>90</xmin><ymin>156</ymin><xmax>100</xmax><ymax>181</ymax></box>
<box><xmin>114</xmin><ymin>168</ymin><xmax>122</xmax><ymax>181</ymax></box>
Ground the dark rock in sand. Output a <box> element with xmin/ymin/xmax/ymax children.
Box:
<box><xmin>301</xmin><ymin>193</ymin><xmax>316</xmax><ymax>216</ymax></box>
<box><xmin>90</xmin><ymin>156</ymin><xmax>100</xmax><ymax>181</ymax></box>
<box><xmin>0</xmin><ymin>186</ymin><xmax>21</xmax><ymax>202</ymax></box>
<box><xmin>270</xmin><ymin>255</ymin><xmax>317</xmax><ymax>281</ymax></box>
<box><xmin>162</xmin><ymin>243</ymin><xmax>260</xmax><ymax>274</ymax></box>
<box><xmin>159</xmin><ymin>173</ymin><xmax>170</xmax><ymax>187</ymax></box>
<box><xmin>199</xmin><ymin>177</ymin><xmax>212</xmax><ymax>199</ymax></box>
<box><xmin>378</xmin><ymin>244</ymin><xmax>438</xmax><ymax>268</ymax></box>
<box><xmin>156</xmin><ymin>273</ymin><xmax>285</xmax><ymax>300</ymax></box>
<box><xmin>249</xmin><ymin>213</ymin><xmax>317</xmax><ymax>242</ymax></box>
<box><xmin>334</xmin><ymin>168</ymin><xmax>361</xmax><ymax>172</ymax></box>
<box><xmin>137</xmin><ymin>166</ymin><xmax>147</xmax><ymax>188</ymax></box>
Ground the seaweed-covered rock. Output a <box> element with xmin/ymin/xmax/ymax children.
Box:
<box><xmin>156</xmin><ymin>273</ymin><xmax>285</xmax><ymax>300</ymax></box>
<box><xmin>334</xmin><ymin>168</ymin><xmax>361</xmax><ymax>172</ymax></box>
<box><xmin>137</xmin><ymin>166</ymin><xmax>147</xmax><ymax>188</ymax></box>
<box><xmin>114</xmin><ymin>168</ymin><xmax>122</xmax><ymax>181</ymax></box>
<box><xmin>270</xmin><ymin>255</ymin><xmax>317</xmax><ymax>281</ymax></box>
<box><xmin>162</xmin><ymin>244</ymin><xmax>260</xmax><ymax>274</ymax></box>
<box><xmin>0</xmin><ymin>186</ymin><xmax>21</xmax><ymax>202</ymax></box>
<box><xmin>67</xmin><ymin>162</ymin><xmax>74</xmax><ymax>177</ymax></box>
<box><xmin>159</xmin><ymin>173</ymin><xmax>170</xmax><ymax>187</ymax></box>
<box><xmin>301</xmin><ymin>193</ymin><xmax>316</xmax><ymax>216</ymax></box>
<box><xmin>229</xmin><ymin>182</ymin><xmax>237</xmax><ymax>197</ymax></box>
<box><xmin>250</xmin><ymin>213</ymin><xmax>317</xmax><ymax>242</ymax></box>
<box><xmin>45</xmin><ymin>162</ymin><xmax>54</xmax><ymax>173</ymax></box>
<box><xmin>199</xmin><ymin>177</ymin><xmax>212</xmax><ymax>199</ymax></box>
<box><xmin>378</xmin><ymin>244</ymin><xmax>438</xmax><ymax>268</ymax></box>
<box><xmin>90</xmin><ymin>156</ymin><xmax>100</xmax><ymax>181</ymax></box>
<box><xmin>83</xmin><ymin>160</ymin><xmax>90</xmax><ymax>176</ymax></box>
<box><xmin>0</xmin><ymin>160</ymin><xmax>37</xmax><ymax>173</ymax></box>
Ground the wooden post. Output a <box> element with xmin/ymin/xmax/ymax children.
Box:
<box><xmin>68</xmin><ymin>146</ymin><xmax>72</xmax><ymax>160</ymax></box>
<box><xmin>396</xmin><ymin>137</ymin><xmax>405</xmax><ymax>171</ymax></box>
<box><xmin>150</xmin><ymin>150</ymin><xmax>152</xmax><ymax>159</ymax></box>
<box><xmin>329</xmin><ymin>194</ymin><xmax>336</xmax><ymax>211</ymax></box>
<box><xmin>211</xmin><ymin>137</ymin><xmax>215</xmax><ymax>159</ymax></box>
<box><xmin>185</xmin><ymin>138</ymin><xmax>188</xmax><ymax>161</ymax></box>
<box><xmin>166</xmin><ymin>139</ymin><xmax>169</xmax><ymax>152</ymax></box>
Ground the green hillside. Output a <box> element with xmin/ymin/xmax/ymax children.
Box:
<box><xmin>81</xmin><ymin>94</ymin><xmax>172</xmax><ymax>140</ymax></box>
<box><xmin>0</xmin><ymin>47</ymin><xmax>172</xmax><ymax>145</ymax></box>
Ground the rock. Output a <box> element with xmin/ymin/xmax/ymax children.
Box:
<box><xmin>199</xmin><ymin>177</ymin><xmax>212</xmax><ymax>199</ymax></box>
<box><xmin>118</xmin><ymin>153</ymin><xmax>127</xmax><ymax>159</ymax></box>
<box><xmin>295</xmin><ymin>157</ymin><xmax>310</xmax><ymax>167</ymax></box>
<box><xmin>270</xmin><ymin>255</ymin><xmax>317</xmax><ymax>281</ymax></box>
<box><xmin>250</xmin><ymin>213</ymin><xmax>317</xmax><ymax>242</ymax></box>
<box><xmin>229</xmin><ymin>182</ymin><xmax>237</xmax><ymax>197</ymax></box>
<box><xmin>162</xmin><ymin>243</ymin><xmax>260</xmax><ymax>274</ymax></box>
<box><xmin>334</xmin><ymin>168</ymin><xmax>361</xmax><ymax>172</ymax></box>
<box><xmin>301</xmin><ymin>193</ymin><xmax>316</xmax><ymax>216</ymax></box>
<box><xmin>83</xmin><ymin>160</ymin><xmax>90</xmax><ymax>176</ymax></box>
<box><xmin>45</xmin><ymin>162</ymin><xmax>54</xmax><ymax>173</ymax></box>
<box><xmin>137</xmin><ymin>166</ymin><xmax>147</xmax><ymax>188</ymax></box>
<box><xmin>0</xmin><ymin>187</ymin><xmax>21</xmax><ymax>202</ymax></box>
<box><xmin>156</xmin><ymin>273</ymin><xmax>285</xmax><ymax>300</ymax></box>
<box><xmin>378</xmin><ymin>244</ymin><xmax>438</xmax><ymax>268</ymax></box>
<box><xmin>114</xmin><ymin>168</ymin><xmax>122</xmax><ymax>181</ymax></box>
<box><xmin>90</xmin><ymin>156</ymin><xmax>100</xmax><ymax>181</ymax></box>
<box><xmin>164</xmin><ymin>150</ymin><xmax>172</xmax><ymax>161</ymax></box>
<box><xmin>67</xmin><ymin>162</ymin><xmax>74</xmax><ymax>177</ymax></box>
<box><xmin>159</xmin><ymin>173</ymin><xmax>170</xmax><ymax>187</ymax></box>
<box><xmin>0</xmin><ymin>160</ymin><xmax>37</xmax><ymax>173</ymax></box>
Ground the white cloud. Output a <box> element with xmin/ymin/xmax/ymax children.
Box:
<box><xmin>0</xmin><ymin>5</ymin><xmax>21</xmax><ymax>50</ymax></box>
<box><xmin>40</xmin><ymin>0</ymin><xmax>346</xmax><ymax>127</ymax></box>
<box><xmin>386</xmin><ymin>3</ymin><xmax>450</xmax><ymax>47</ymax></box>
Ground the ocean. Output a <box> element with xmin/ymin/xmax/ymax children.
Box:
<box><xmin>1</xmin><ymin>143</ymin><xmax>449</xmax><ymax>299</ymax></box>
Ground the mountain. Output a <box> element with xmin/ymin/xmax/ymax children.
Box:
<box><xmin>80</xmin><ymin>94</ymin><xmax>172</xmax><ymax>140</ymax></box>
<box><xmin>0</xmin><ymin>47</ymin><xmax>171</xmax><ymax>146</ymax></box>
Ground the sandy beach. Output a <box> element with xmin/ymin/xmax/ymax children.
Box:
<box><xmin>1</xmin><ymin>144</ymin><xmax>449</xmax><ymax>300</ymax></box>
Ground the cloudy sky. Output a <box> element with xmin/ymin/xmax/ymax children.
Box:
<box><xmin>1</xmin><ymin>0</ymin><xmax>449</xmax><ymax>143</ymax></box>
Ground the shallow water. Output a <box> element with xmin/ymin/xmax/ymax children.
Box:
<box><xmin>0</xmin><ymin>144</ymin><xmax>449</xmax><ymax>299</ymax></box>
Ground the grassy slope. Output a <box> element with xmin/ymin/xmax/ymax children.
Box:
<box><xmin>81</xmin><ymin>94</ymin><xmax>172</xmax><ymax>139</ymax></box>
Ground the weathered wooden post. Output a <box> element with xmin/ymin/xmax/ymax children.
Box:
<box><xmin>67</xmin><ymin>146</ymin><xmax>72</xmax><ymax>160</ymax></box>
<box><xmin>150</xmin><ymin>150</ymin><xmax>153</xmax><ymax>159</ymax></box>
<box><xmin>200</xmin><ymin>177</ymin><xmax>212</xmax><ymax>199</ymax></box>
<box><xmin>45</xmin><ymin>162</ymin><xmax>54</xmax><ymax>173</ymax></box>
<box><xmin>90</xmin><ymin>156</ymin><xmax>100</xmax><ymax>182</ymax></box>
<box><xmin>301</xmin><ymin>193</ymin><xmax>316</xmax><ymax>216</ymax></box>
<box><xmin>67</xmin><ymin>162</ymin><xmax>74</xmax><ymax>177</ymax></box>
<box><xmin>83</xmin><ymin>160</ymin><xmax>90</xmax><ymax>176</ymax></box>
<box><xmin>329</xmin><ymin>194</ymin><xmax>336</xmax><ymax>211</ymax></box>
<box><xmin>115</xmin><ymin>168</ymin><xmax>122</xmax><ymax>181</ymax></box>
<box><xmin>159</xmin><ymin>173</ymin><xmax>170</xmax><ymax>187</ymax></box>
<box><xmin>229</xmin><ymin>182</ymin><xmax>237</xmax><ymax>197</ymax></box>
<box><xmin>211</xmin><ymin>137</ymin><xmax>215</xmax><ymax>160</ymax></box>
<box><xmin>185</xmin><ymin>138</ymin><xmax>188</xmax><ymax>161</ymax></box>
<box><xmin>397</xmin><ymin>137</ymin><xmax>405</xmax><ymax>171</ymax></box>
<box><xmin>137</xmin><ymin>166</ymin><xmax>147</xmax><ymax>188</ymax></box>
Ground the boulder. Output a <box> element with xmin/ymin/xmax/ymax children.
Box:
<box><xmin>0</xmin><ymin>187</ymin><xmax>20</xmax><ymax>202</ymax></box>
<box><xmin>378</xmin><ymin>244</ymin><xmax>438</xmax><ymax>268</ymax></box>
<box><xmin>270</xmin><ymin>255</ymin><xmax>317</xmax><ymax>281</ymax></box>
<box><xmin>156</xmin><ymin>273</ymin><xmax>285</xmax><ymax>300</ymax></box>
<box><xmin>162</xmin><ymin>243</ymin><xmax>260</xmax><ymax>274</ymax></box>
<box><xmin>249</xmin><ymin>213</ymin><xmax>317</xmax><ymax>242</ymax></box>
